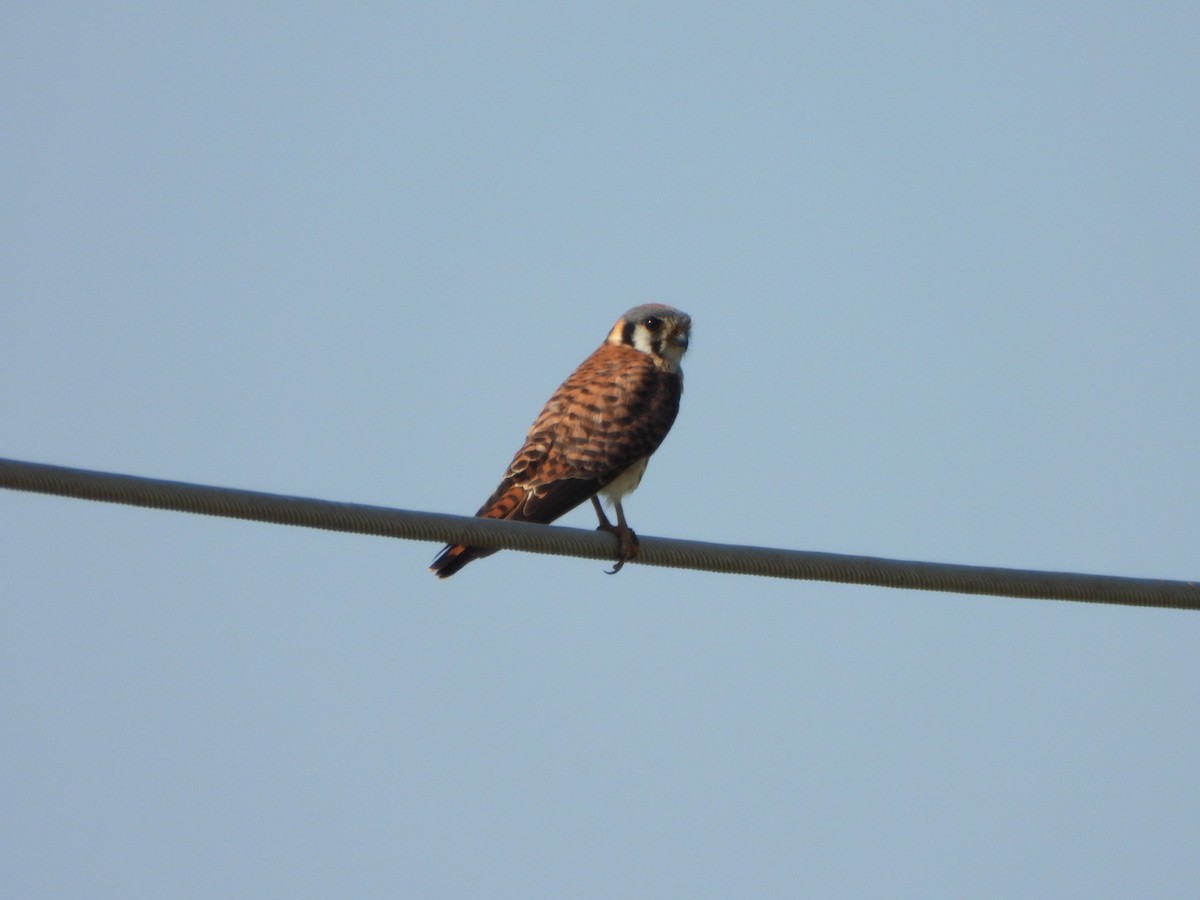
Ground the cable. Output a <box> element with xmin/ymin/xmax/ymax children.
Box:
<box><xmin>1</xmin><ymin>456</ymin><xmax>1196</xmax><ymax>610</ymax></box>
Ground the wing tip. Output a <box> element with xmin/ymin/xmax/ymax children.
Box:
<box><xmin>429</xmin><ymin>544</ymin><xmax>499</xmax><ymax>578</ymax></box>
<box><xmin>429</xmin><ymin>544</ymin><xmax>468</xmax><ymax>578</ymax></box>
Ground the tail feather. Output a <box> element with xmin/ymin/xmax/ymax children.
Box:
<box><xmin>430</xmin><ymin>482</ymin><xmax>527</xmax><ymax>578</ymax></box>
<box><xmin>429</xmin><ymin>543</ymin><xmax>498</xmax><ymax>578</ymax></box>
<box><xmin>430</xmin><ymin>478</ymin><xmax>598</xmax><ymax>577</ymax></box>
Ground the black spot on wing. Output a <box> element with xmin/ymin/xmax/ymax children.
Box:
<box><xmin>515</xmin><ymin>477</ymin><xmax>604</xmax><ymax>525</ymax></box>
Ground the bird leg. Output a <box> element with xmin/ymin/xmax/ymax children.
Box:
<box><xmin>591</xmin><ymin>496</ymin><xmax>639</xmax><ymax>574</ymax></box>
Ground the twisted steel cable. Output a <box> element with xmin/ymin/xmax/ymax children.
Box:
<box><xmin>2</xmin><ymin>457</ymin><xmax>1196</xmax><ymax>610</ymax></box>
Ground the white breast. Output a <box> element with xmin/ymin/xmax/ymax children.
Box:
<box><xmin>599</xmin><ymin>457</ymin><xmax>649</xmax><ymax>504</ymax></box>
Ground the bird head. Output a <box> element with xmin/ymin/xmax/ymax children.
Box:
<box><xmin>607</xmin><ymin>304</ymin><xmax>691</xmax><ymax>372</ymax></box>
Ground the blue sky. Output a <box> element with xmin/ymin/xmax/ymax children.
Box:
<box><xmin>3</xmin><ymin>3</ymin><xmax>1198</xmax><ymax>897</ymax></box>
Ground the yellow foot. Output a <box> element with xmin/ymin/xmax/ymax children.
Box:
<box><xmin>597</xmin><ymin>523</ymin><xmax>639</xmax><ymax>574</ymax></box>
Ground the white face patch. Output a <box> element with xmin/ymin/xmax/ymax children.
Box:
<box><xmin>629</xmin><ymin>324</ymin><xmax>657</xmax><ymax>355</ymax></box>
<box><xmin>657</xmin><ymin>338</ymin><xmax>686</xmax><ymax>369</ymax></box>
<box><xmin>606</xmin><ymin>308</ymin><xmax>690</xmax><ymax>373</ymax></box>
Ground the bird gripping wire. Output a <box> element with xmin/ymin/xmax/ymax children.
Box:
<box><xmin>1</xmin><ymin>457</ymin><xmax>1196</xmax><ymax>611</ymax></box>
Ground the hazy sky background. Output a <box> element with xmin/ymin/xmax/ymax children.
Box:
<box><xmin>3</xmin><ymin>3</ymin><xmax>1198</xmax><ymax>897</ymax></box>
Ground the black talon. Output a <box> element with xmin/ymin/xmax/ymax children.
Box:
<box><xmin>592</xmin><ymin>495</ymin><xmax>639</xmax><ymax>574</ymax></box>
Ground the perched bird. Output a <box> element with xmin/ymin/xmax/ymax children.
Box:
<box><xmin>430</xmin><ymin>304</ymin><xmax>691</xmax><ymax>578</ymax></box>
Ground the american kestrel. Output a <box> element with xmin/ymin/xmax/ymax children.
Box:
<box><xmin>430</xmin><ymin>304</ymin><xmax>691</xmax><ymax>578</ymax></box>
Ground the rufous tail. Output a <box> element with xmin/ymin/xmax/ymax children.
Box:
<box><xmin>428</xmin><ymin>543</ymin><xmax>498</xmax><ymax>578</ymax></box>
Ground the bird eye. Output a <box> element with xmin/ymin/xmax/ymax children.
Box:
<box><xmin>643</xmin><ymin>316</ymin><xmax>663</xmax><ymax>331</ymax></box>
